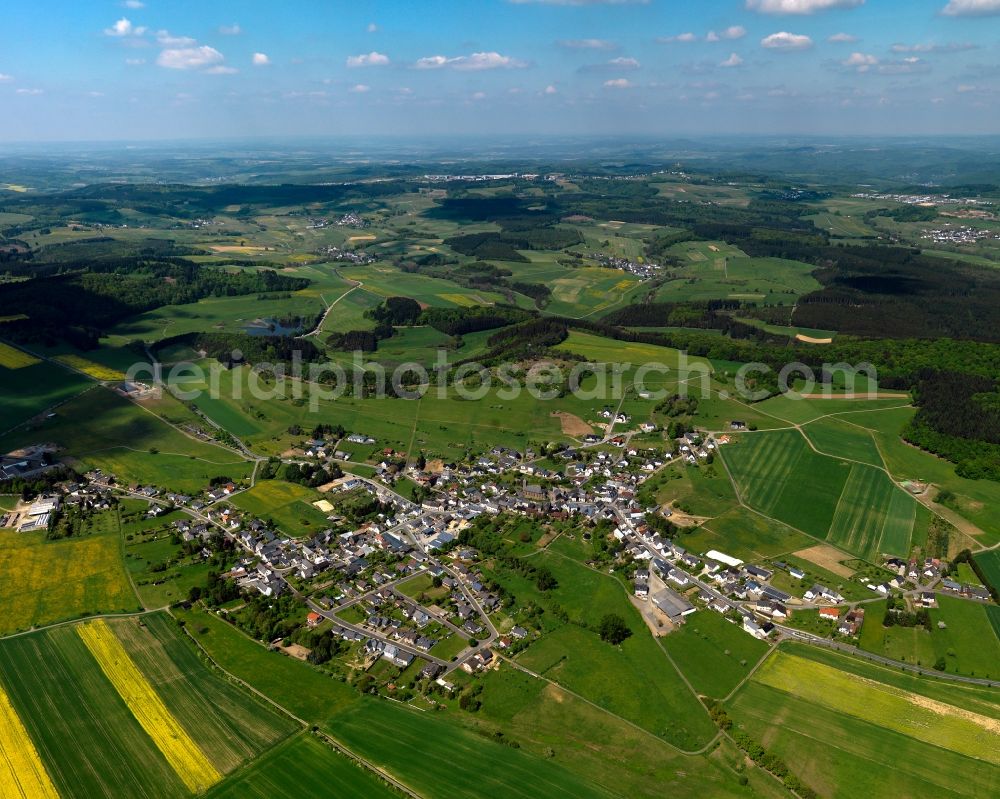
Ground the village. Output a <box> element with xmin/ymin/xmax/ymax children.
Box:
<box><xmin>6</xmin><ymin>403</ymin><xmax>993</xmax><ymax>698</ymax></box>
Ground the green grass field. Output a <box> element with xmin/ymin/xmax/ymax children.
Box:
<box><xmin>0</xmin><ymin>361</ymin><xmax>90</xmax><ymax>432</ymax></box>
<box><xmin>974</xmin><ymin>550</ymin><xmax>1000</xmax><ymax>594</ymax></box>
<box><xmin>842</xmin><ymin>405</ymin><xmax>1000</xmax><ymax>544</ymax></box>
<box><xmin>662</xmin><ymin>610</ymin><xmax>770</xmax><ymax>698</ymax></box>
<box><xmin>326</xmin><ymin>698</ymin><xmax>616</xmax><ymax>799</ymax></box>
<box><xmin>801</xmin><ymin>416</ymin><xmax>884</xmax><ymax>468</ymax></box>
<box><xmin>0</xmin><ymin>387</ymin><xmax>252</xmax><ymax>492</ymax></box>
<box><xmin>489</xmin><ymin>545</ymin><xmax>717</xmax><ymax>750</ymax></box>
<box><xmin>206</xmin><ymin>733</ymin><xmax>396</xmax><ymax>799</ymax></box>
<box><xmin>471</xmin><ymin>666</ymin><xmax>762</xmax><ymax>799</ymax></box>
<box><xmin>682</xmin><ymin>505</ymin><xmax>813</xmax><ymax>562</ymax></box>
<box><xmin>859</xmin><ymin>596</ymin><xmax>1000</xmax><ymax>678</ymax></box>
<box><xmin>640</xmin><ymin>461</ymin><xmax>740</xmax><ymax>518</ymax></box>
<box><xmin>727</xmin><ymin>645</ymin><xmax>1000</xmax><ymax>799</ymax></box>
<box><xmin>123</xmin><ymin>523</ymin><xmax>215</xmax><ymax>607</ymax></box>
<box><xmin>652</xmin><ymin>241</ymin><xmax>821</xmax><ymax>304</ymax></box>
<box><xmin>722</xmin><ymin>430</ymin><xmax>922</xmax><ymax>560</ymax></box>
<box><xmin>228</xmin><ymin>480</ymin><xmax>330</xmax><ymax>537</ymax></box>
<box><xmin>0</xmin><ymin>513</ymin><xmax>139</xmax><ymax>635</ymax></box>
<box><xmin>173</xmin><ymin>605</ymin><xmax>360</xmax><ymax>724</ymax></box>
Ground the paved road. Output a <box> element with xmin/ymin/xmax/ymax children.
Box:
<box><xmin>774</xmin><ymin>623</ymin><xmax>1000</xmax><ymax>687</ymax></box>
<box><xmin>307</xmin><ymin>599</ymin><xmax>452</xmax><ymax>670</ymax></box>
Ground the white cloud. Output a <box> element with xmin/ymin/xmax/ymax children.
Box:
<box><xmin>219</xmin><ymin>23</ymin><xmax>242</xmax><ymax>36</ymax></box>
<box><xmin>157</xmin><ymin>45</ymin><xmax>225</xmax><ymax>70</ymax></box>
<box><xmin>544</xmin><ymin>84</ymin><xmax>558</xmax><ymax>94</ymax></box>
<box><xmin>125</xmin><ymin>57</ymin><xmax>145</xmax><ymax>65</ymax></box>
<box><xmin>747</xmin><ymin>0</ymin><xmax>864</xmax><ymax>13</ymax></box>
<box><xmin>252</xmin><ymin>52</ymin><xmax>271</xmax><ymax>66</ymax></box>
<box><xmin>471</xmin><ymin>91</ymin><xmax>487</xmax><ymax>100</ymax></box>
<box><xmin>603</xmin><ymin>77</ymin><xmax>632</xmax><ymax>88</ymax></box>
<box><xmin>608</xmin><ymin>56</ymin><xmax>640</xmax><ymax>69</ymax></box>
<box><xmin>558</xmin><ymin>38</ymin><xmax>616</xmax><ymax>49</ymax></box>
<box><xmin>956</xmin><ymin>83</ymin><xmax>977</xmax><ymax>92</ymax></box>
<box><xmin>720</xmin><ymin>52</ymin><xmax>744</xmax><ymax>67</ymax></box>
<box><xmin>760</xmin><ymin>31</ymin><xmax>813</xmax><ymax>49</ymax></box>
<box><xmin>843</xmin><ymin>51</ymin><xmax>878</xmax><ymax>71</ymax></box>
<box><xmin>660</xmin><ymin>32</ymin><xmax>698</xmax><ymax>43</ymax></box>
<box><xmin>16</xmin><ymin>88</ymin><xmax>43</xmax><ymax>95</ymax></box>
<box><xmin>348</xmin><ymin>83</ymin><xmax>371</xmax><ymax>93</ymax></box>
<box><xmin>0</xmin><ymin>73</ymin><xmax>12</xmax><ymax>82</ymax></box>
<box><xmin>367</xmin><ymin>22</ymin><xmax>379</xmax><ymax>33</ymax></box>
<box><xmin>414</xmin><ymin>52</ymin><xmax>527</xmax><ymax>70</ymax></box>
<box><xmin>942</xmin><ymin>0</ymin><xmax>1000</xmax><ymax>15</ymax></box>
<box><xmin>708</xmin><ymin>25</ymin><xmax>747</xmax><ymax>42</ymax></box>
<box><xmin>104</xmin><ymin>18</ymin><xmax>146</xmax><ymax>37</ymax></box>
<box><xmin>891</xmin><ymin>41</ymin><xmax>977</xmax><ymax>53</ymax></box>
<box><xmin>346</xmin><ymin>51</ymin><xmax>390</xmax><ymax>67</ymax></box>
<box><xmin>156</xmin><ymin>30</ymin><xmax>197</xmax><ymax>47</ymax></box>
<box><xmin>828</xmin><ymin>32</ymin><xmax>858</xmax><ymax>42</ymax></box>
<box><xmin>123</xmin><ymin>0</ymin><xmax>145</xmax><ymax>7</ymax></box>
<box><xmin>207</xmin><ymin>65</ymin><xmax>239</xmax><ymax>74</ymax></box>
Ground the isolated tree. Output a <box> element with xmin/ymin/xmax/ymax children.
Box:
<box><xmin>535</xmin><ymin>567</ymin><xmax>558</xmax><ymax>592</ymax></box>
<box><xmin>598</xmin><ymin>614</ymin><xmax>632</xmax><ymax>645</ymax></box>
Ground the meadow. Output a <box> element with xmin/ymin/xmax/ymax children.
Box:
<box><xmin>325</xmin><ymin>697</ymin><xmax>617</xmax><ymax>799</ymax></box>
<box><xmin>174</xmin><ymin>606</ymin><xmax>669</xmax><ymax>799</ymax></box>
<box><xmin>0</xmin><ymin>361</ymin><xmax>89</xmax><ymax>432</ymax></box>
<box><xmin>640</xmin><ymin>460</ymin><xmax>741</xmax><ymax>518</ymax></box>
<box><xmin>0</xmin><ymin>387</ymin><xmax>253</xmax><ymax>492</ymax></box>
<box><xmin>749</xmin><ymin>650</ymin><xmax>999</xmax><ymax>763</ymax></box>
<box><xmin>845</xmin><ymin>405</ymin><xmax>1000</xmax><ymax>545</ymax></box>
<box><xmin>489</xmin><ymin>543</ymin><xmax>717</xmax><ymax>750</ymax></box>
<box><xmin>653</xmin><ymin>241</ymin><xmax>821</xmax><ymax>304</ymax></box>
<box><xmin>661</xmin><ymin>610</ymin><xmax>770</xmax><ymax>698</ymax></box>
<box><xmin>206</xmin><ymin>733</ymin><xmax>397</xmax><ymax>799</ymax></box>
<box><xmin>473</xmin><ymin>666</ymin><xmax>770</xmax><ymax>799</ymax></box>
<box><xmin>0</xmin><ymin>515</ymin><xmax>139</xmax><ymax>635</ymax></box>
<box><xmin>229</xmin><ymin>480</ymin><xmax>331</xmax><ymax>537</ymax></box>
<box><xmin>679</xmin><ymin>506</ymin><xmax>813</xmax><ymax>562</ymax></box>
<box><xmin>800</xmin><ymin>416</ymin><xmax>884</xmax><ymax>468</ymax></box>
<box><xmin>172</xmin><ymin>605</ymin><xmax>361</xmax><ymax>724</ymax></box>
<box><xmin>859</xmin><ymin>596</ymin><xmax>1000</xmax><ymax>678</ymax></box>
<box><xmin>727</xmin><ymin>644</ymin><xmax>1000</xmax><ymax>799</ymax></box>
<box><xmin>124</xmin><ymin>529</ymin><xmax>216</xmax><ymax>608</ymax></box>
<box><xmin>974</xmin><ymin>549</ymin><xmax>1000</xmax><ymax>594</ymax></box>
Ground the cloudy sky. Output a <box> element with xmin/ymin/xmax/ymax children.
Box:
<box><xmin>1</xmin><ymin>0</ymin><xmax>998</xmax><ymax>141</ymax></box>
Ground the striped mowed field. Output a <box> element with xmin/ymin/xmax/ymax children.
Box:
<box><xmin>722</xmin><ymin>430</ymin><xmax>921</xmax><ymax>560</ymax></box>
<box><xmin>0</xmin><ymin>613</ymin><xmax>297</xmax><ymax>798</ymax></box>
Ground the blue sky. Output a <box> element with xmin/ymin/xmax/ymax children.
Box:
<box><xmin>1</xmin><ymin>0</ymin><xmax>998</xmax><ymax>141</ymax></box>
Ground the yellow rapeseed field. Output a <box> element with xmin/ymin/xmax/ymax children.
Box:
<box><xmin>77</xmin><ymin>620</ymin><xmax>221</xmax><ymax>793</ymax></box>
<box><xmin>0</xmin><ymin>342</ymin><xmax>41</xmax><ymax>369</ymax></box>
<box><xmin>53</xmin><ymin>355</ymin><xmax>126</xmax><ymax>381</ymax></box>
<box><xmin>0</xmin><ymin>682</ymin><xmax>60</xmax><ymax>798</ymax></box>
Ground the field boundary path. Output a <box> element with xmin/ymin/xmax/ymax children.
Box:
<box><xmin>303</xmin><ymin>273</ymin><xmax>365</xmax><ymax>338</ymax></box>
<box><xmin>171</xmin><ymin>608</ymin><xmax>424</xmax><ymax>799</ymax></box>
